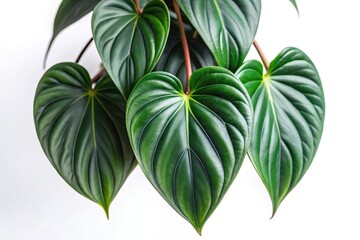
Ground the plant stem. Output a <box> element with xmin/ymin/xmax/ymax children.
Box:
<box><xmin>253</xmin><ymin>40</ymin><xmax>269</xmax><ymax>70</ymax></box>
<box><xmin>92</xmin><ymin>68</ymin><xmax>107</xmax><ymax>83</ymax></box>
<box><xmin>135</xmin><ymin>0</ymin><xmax>143</xmax><ymax>14</ymax></box>
<box><xmin>173</xmin><ymin>0</ymin><xmax>192</xmax><ymax>94</ymax></box>
<box><xmin>76</xmin><ymin>37</ymin><xmax>94</xmax><ymax>63</ymax></box>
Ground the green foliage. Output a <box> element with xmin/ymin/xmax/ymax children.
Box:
<box><xmin>126</xmin><ymin>67</ymin><xmax>253</xmax><ymax>233</ymax></box>
<box><xmin>155</xmin><ymin>24</ymin><xmax>216</xmax><ymax>88</ymax></box>
<box><xmin>44</xmin><ymin>0</ymin><xmax>101</xmax><ymax>65</ymax></box>
<box><xmin>35</xmin><ymin>0</ymin><xmax>325</xmax><ymax>235</ymax></box>
<box><xmin>92</xmin><ymin>0</ymin><xmax>170</xmax><ymax>99</ymax></box>
<box><xmin>177</xmin><ymin>0</ymin><xmax>261</xmax><ymax>72</ymax></box>
<box><xmin>236</xmin><ymin>48</ymin><xmax>325</xmax><ymax>215</ymax></box>
<box><xmin>34</xmin><ymin>63</ymin><xmax>136</xmax><ymax>216</ymax></box>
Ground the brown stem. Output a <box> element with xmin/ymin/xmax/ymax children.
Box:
<box><xmin>76</xmin><ymin>37</ymin><xmax>93</xmax><ymax>63</ymax></box>
<box><xmin>193</xmin><ymin>31</ymin><xmax>199</xmax><ymax>39</ymax></box>
<box><xmin>173</xmin><ymin>0</ymin><xmax>192</xmax><ymax>94</ymax></box>
<box><xmin>253</xmin><ymin>40</ymin><xmax>269</xmax><ymax>70</ymax></box>
<box><xmin>135</xmin><ymin>0</ymin><xmax>143</xmax><ymax>14</ymax></box>
<box><xmin>92</xmin><ymin>68</ymin><xmax>107</xmax><ymax>83</ymax></box>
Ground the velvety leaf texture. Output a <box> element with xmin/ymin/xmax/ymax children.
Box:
<box><xmin>34</xmin><ymin>63</ymin><xmax>136</xmax><ymax>216</ymax></box>
<box><xmin>236</xmin><ymin>48</ymin><xmax>325</xmax><ymax>215</ymax></box>
<box><xmin>177</xmin><ymin>0</ymin><xmax>261</xmax><ymax>72</ymax></box>
<box><xmin>126</xmin><ymin>67</ymin><xmax>253</xmax><ymax>233</ymax></box>
<box><xmin>45</xmin><ymin>0</ymin><xmax>101</xmax><ymax>65</ymax></box>
<box><xmin>155</xmin><ymin>27</ymin><xmax>216</xmax><ymax>90</ymax></box>
<box><xmin>92</xmin><ymin>0</ymin><xmax>170</xmax><ymax>99</ymax></box>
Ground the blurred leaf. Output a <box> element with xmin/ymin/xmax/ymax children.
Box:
<box><xmin>155</xmin><ymin>25</ymin><xmax>216</xmax><ymax>90</ymax></box>
<box><xmin>289</xmin><ymin>0</ymin><xmax>299</xmax><ymax>14</ymax></box>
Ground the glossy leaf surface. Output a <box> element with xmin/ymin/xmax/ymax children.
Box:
<box><xmin>45</xmin><ymin>0</ymin><xmax>101</xmax><ymax>65</ymax></box>
<box><xmin>34</xmin><ymin>63</ymin><xmax>136</xmax><ymax>216</ymax></box>
<box><xmin>236</xmin><ymin>48</ymin><xmax>325</xmax><ymax>215</ymax></box>
<box><xmin>155</xmin><ymin>27</ymin><xmax>216</xmax><ymax>90</ymax></box>
<box><xmin>177</xmin><ymin>0</ymin><xmax>261</xmax><ymax>72</ymax></box>
<box><xmin>92</xmin><ymin>0</ymin><xmax>170</xmax><ymax>99</ymax></box>
<box><xmin>127</xmin><ymin>67</ymin><xmax>253</xmax><ymax>233</ymax></box>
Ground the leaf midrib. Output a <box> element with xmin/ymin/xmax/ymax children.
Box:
<box><xmin>186</xmin><ymin>97</ymin><xmax>225</xmax><ymax>201</ymax></box>
<box><xmin>262</xmin><ymin>76</ymin><xmax>282</xmax><ymax>203</ymax></box>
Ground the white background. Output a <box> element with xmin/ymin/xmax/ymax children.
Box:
<box><xmin>1</xmin><ymin>0</ymin><xmax>359</xmax><ymax>239</ymax></box>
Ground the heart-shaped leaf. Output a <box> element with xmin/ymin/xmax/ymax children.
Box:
<box><xmin>177</xmin><ymin>0</ymin><xmax>261</xmax><ymax>72</ymax></box>
<box><xmin>126</xmin><ymin>67</ymin><xmax>253</xmax><ymax>233</ymax></box>
<box><xmin>44</xmin><ymin>0</ymin><xmax>101</xmax><ymax>65</ymax></box>
<box><xmin>155</xmin><ymin>26</ymin><xmax>216</xmax><ymax>90</ymax></box>
<box><xmin>92</xmin><ymin>0</ymin><xmax>170</xmax><ymax>99</ymax></box>
<box><xmin>236</xmin><ymin>48</ymin><xmax>325</xmax><ymax>216</ymax></box>
<box><xmin>34</xmin><ymin>63</ymin><xmax>136</xmax><ymax>216</ymax></box>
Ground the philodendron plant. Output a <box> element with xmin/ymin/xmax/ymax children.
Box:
<box><xmin>34</xmin><ymin>0</ymin><xmax>325</xmax><ymax>234</ymax></box>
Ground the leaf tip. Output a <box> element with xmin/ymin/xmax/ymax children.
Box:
<box><xmin>290</xmin><ymin>0</ymin><xmax>300</xmax><ymax>17</ymax></box>
<box><xmin>101</xmin><ymin>204</ymin><xmax>110</xmax><ymax>220</ymax></box>
<box><xmin>192</xmin><ymin>222</ymin><xmax>204</xmax><ymax>236</ymax></box>
<box><xmin>270</xmin><ymin>200</ymin><xmax>281</xmax><ymax>219</ymax></box>
<box><xmin>43</xmin><ymin>37</ymin><xmax>55</xmax><ymax>70</ymax></box>
<box><xmin>269</xmin><ymin>210</ymin><xmax>277</xmax><ymax>220</ymax></box>
<box><xmin>195</xmin><ymin>227</ymin><xmax>202</xmax><ymax>236</ymax></box>
<box><xmin>189</xmin><ymin>221</ymin><xmax>204</xmax><ymax>236</ymax></box>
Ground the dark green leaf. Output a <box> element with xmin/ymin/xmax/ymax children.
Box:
<box><xmin>177</xmin><ymin>0</ymin><xmax>261</xmax><ymax>72</ymax></box>
<box><xmin>155</xmin><ymin>26</ymin><xmax>216</xmax><ymax>90</ymax></box>
<box><xmin>164</xmin><ymin>0</ymin><xmax>195</xmax><ymax>30</ymax></box>
<box><xmin>92</xmin><ymin>0</ymin><xmax>170</xmax><ymax>99</ymax></box>
<box><xmin>44</xmin><ymin>0</ymin><xmax>101</xmax><ymax>66</ymax></box>
<box><xmin>236</xmin><ymin>48</ymin><xmax>325</xmax><ymax>216</ymax></box>
<box><xmin>139</xmin><ymin>0</ymin><xmax>153</xmax><ymax>8</ymax></box>
<box><xmin>126</xmin><ymin>67</ymin><xmax>253</xmax><ymax>233</ymax></box>
<box><xmin>34</xmin><ymin>63</ymin><xmax>136</xmax><ymax>216</ymax></box>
